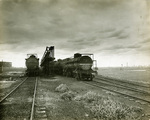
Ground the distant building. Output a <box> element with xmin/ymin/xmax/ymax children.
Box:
<box><xmin>0</xmin><ymin>61</ymin><xmax>12</xmax><ymax>73</ymax></box>
<box><xmin>0</xmin><ymin>61</ymin><xmax>12</xmax><ymax>67</ymax></box>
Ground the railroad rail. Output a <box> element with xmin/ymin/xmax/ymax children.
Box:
<box><xmin>96</xmin><ymin>76</ymin><xmax>150</xmax><ymax>88</ymax></box>
<box><xmin>0</xmin><ymin>77</ymin><xmax>38</xmax><ymax>120</ymax></box>
<box><xmin>30</xmin><ymin>77</ymin><xmax>38</xmax><ymax>120</ymax></box>
<box><xmin>0</xmin><ymin>77</ymin><xmax>28</xmax><ymax>103</ymax></box>
<box><xmin>95</xmin><ymin>77</ymin><xmax>150</xmax><ymax>95</ymax></box>
<box><xmin>83</xmin><ymin>77</ymin><xmax>150</xmax><ymax>104</ymax></box>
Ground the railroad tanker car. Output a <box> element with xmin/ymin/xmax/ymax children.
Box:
<box><xmin>53</xmin><ymin>53</ymin><xmax>97</xmax><ymax>81</ymax></box>
<box><xmin>25</xmin><ymin>54</ymin><xmax>40</xmax><ymax>76</ymax></box>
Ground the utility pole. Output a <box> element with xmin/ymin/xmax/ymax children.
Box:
<box><xmin>120</xmin><ymin>64</ymin><xmax>123</xmax><ymax>70</ymax></box>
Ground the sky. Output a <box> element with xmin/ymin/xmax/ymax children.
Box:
<box><xmin>0</xmin><ymin>0</ymin><xmax>150</xmax><ymax>67</ymax></box>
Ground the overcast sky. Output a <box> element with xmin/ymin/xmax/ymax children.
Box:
<box><xmin>0</xmin><ymin>0</ymin><xmax>150</xmax><ymax>67</ymax></box>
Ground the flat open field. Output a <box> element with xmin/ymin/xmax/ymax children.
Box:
<box><xmin>97</xmin><ymin>67</ymin><xmax>150</xmax><ymax>84</ymax></box>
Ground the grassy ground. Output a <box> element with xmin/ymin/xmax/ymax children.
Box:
<box><xmin>0</xmin><ymin>74</ymin><xmax>149</xmax><ymax>120</ymax></box>
<box><xmin>36</xmin><ymin>76</ymin><xmax>148</xmax><ymax>120</ymax></box>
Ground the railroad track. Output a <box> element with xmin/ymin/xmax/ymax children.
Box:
<box><xmin>0</xmin><ymin>77</ymin><xmax>38</xmax><ymax>120</ymax></box>
<box><xmin>0</xmin><ymin>77</ymin><xmax>28</xmax><ymax>103</ymax></box>
<box><xmin>95</xmin><ymin>77</ymin><xmax>150</xmax><ymax>95</ymax></box>
<box><xmin>96</xmin><ymin>76</ymin><xmax>150</xmax><ymax>88</ymax></box>
<box><xmin>83</xmin><ymin>77</ymin><xmax>150</xmax><ymax>104</ymax></box>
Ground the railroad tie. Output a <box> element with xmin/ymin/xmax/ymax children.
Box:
<box><xmin>35</xmin><ymin>106</ymin><xmax>47</xmax><ymax>120</ymax></box>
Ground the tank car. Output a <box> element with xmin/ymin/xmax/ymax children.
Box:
<box><xmin>54</xmin><ymin>53</ymin><xmax>97</xmax><ymax>81</ymax></box>
<box><xmin>25</xmin><ymin>54</ymin><xmax>40</xmax><ymax>76</ymax></box>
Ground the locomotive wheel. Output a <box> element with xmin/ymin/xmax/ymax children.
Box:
<box><xmin>89</xmin><ymin>77</ymin><xmax>93</xmax><ymax>81</ymax></box>
<box><xmin>79</xmin><ymin>73</ymin><xmax>82</xmax><ymax>80</ymax></box>
<box><xmin>75</xmin><ymin>73</ymin><xmax>80</xmax><ymax>80</ymax></box>
<box><xmin>89</xmin><ymin>75</ymin><xmax>93</xmax><ymax>81</ymax></box>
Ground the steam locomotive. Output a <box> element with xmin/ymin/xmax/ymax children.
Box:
<box><xmin>25</xmin><ymin>46</ymin><xmax>97</xmax><ymax>80</ymax></box>
<box><xmin>53</xmin><ymin>53</ymin><xmax>97</xmax><ymax>81</ymax></box>
<box><xmin>25</xmin><ymin>54</ymin><xmax>40</xmax><ymax>76</ymax></box>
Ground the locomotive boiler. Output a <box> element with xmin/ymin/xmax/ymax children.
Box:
<box><xmin>25</xmin><ymin>54</ymin><xmax>40</xmax><ymax>76</ymax></box>
<box><xmin>54</xmin><ymin>53</ymin><xmax>97</xmax><ymax>81</ymax></box>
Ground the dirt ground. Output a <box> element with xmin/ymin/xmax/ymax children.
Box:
<box><xmin>35</xmin><ymin>76</ymin><xmax>150</xmax><ymax>120</ymax></box>
<box><xmin>0</xmin><ymin>75</ymin><xmax>150</xmax><ymax>120</ymax></box>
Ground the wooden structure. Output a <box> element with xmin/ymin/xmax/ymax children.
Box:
<box><xmin>40</xmin><ymin>46</ymin><xmax>55</xmax><ymax>75</ymax></box>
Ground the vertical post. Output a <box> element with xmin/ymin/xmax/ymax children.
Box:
<box><xmin>95</xmin><ymin>60</ymin><xmax>97</xmax><ymax>68</ymax></box>
<box><xmin>120</xmin><ymin>64</ymin><xmax>123</xmax><ymax>70</ymax></box>
<box><xmin>92</xmin><ymin>54</ymin><xmax>94</xmax><ymax>61</ymax></box>
<box><xmin>53</xmin><ymin>46</ymin><xmax>54</xmax><ymax>58</ymax></box>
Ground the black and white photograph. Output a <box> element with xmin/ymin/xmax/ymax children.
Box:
<box><xmin>0</xmin><ymin>0</ymin><xmax>150</xmax><ymax>120</ymax></box>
